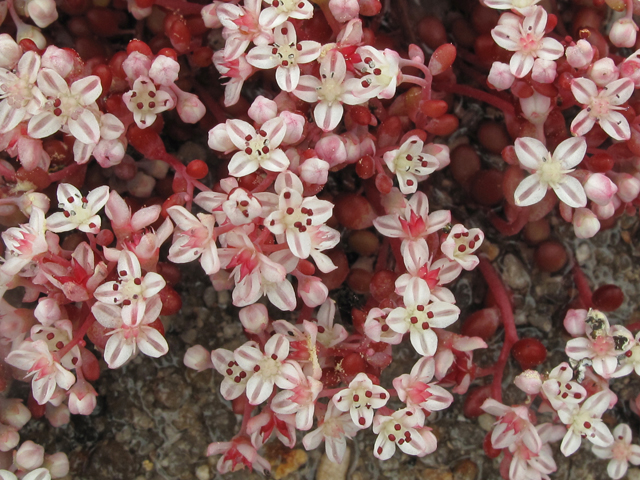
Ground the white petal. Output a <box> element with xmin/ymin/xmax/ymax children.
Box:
<box><xmin>514</xmin><ymin>174</ymin><xmax>547</xmax><ymax>206</ymax></box>
<box><xmin>554</xmin><ymin>136</ymin><xmax>586</xmax><ymax>169</ymax></box>
<box><xmin>515</xmin><ymin>136</ymin><xmax>547</xmax><ymax>170</ymax></box>
<box><xmin>554</xmin><ymin>176</ymin><xmax>587</xmax><ymax>208</ymax></box>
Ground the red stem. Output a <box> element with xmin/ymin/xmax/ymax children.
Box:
<box><xmin>572</xmin><ymin>263</ymin><xmax>593</xmax><ymax>308</ymax></box>
<box><xmin>55</xmin><ymin>313</ymin><xmax>96</xmax><ymax>362</ymax></box>
<box><xmin>438</xmin><ymin>83</ymin><xmax>515</xmax><ymax>116</ymax></box>
<box><xmin>478</xmin><ymin>256</ymin><xmax>519</xmax><ymax>402</ymax></box>
<box><xmin>154</xmin><ymin>0</ymin><xmax>203</xmax><ymax>15</ymax></box>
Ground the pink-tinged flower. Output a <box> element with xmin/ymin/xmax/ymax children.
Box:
<box><xmin>93</xmin><ymin>296</ymin><xmax>168</xmax><ymax>369</ymax></box>
<box><xmin>315</xmin><ymin>299</ymin><xmax>348</xmax><ymax>348</ymax></box>
<box><xmin>1</xmin><ymin>207</ymin><xmax>47</xmax><ymax>275</ymax></box>
<box><xmin>225</xmin><ymin>117</ymin><xmax>289</xmax><ymax>176</ymax></box>
<box><xmin>122</xmin><ymin>76</ymin><xmax>174</xmax><ymax>129</ymax></box>
<box><xmin>353</xmin><ymin>46</ymin><xmax>401</xmax><ymax>99</ymax></box>
<box><xmin>218</xmin><ymin>0</ymin><xmax>272</xmax><ymax>61</ymax></box>
<box><xmin>570</xmin><ymin>77</ymin><xmax>634</xmax><ymax>141</ymax></box>
<box><xmin>211</xmin><ymin>347</ymin><xmax>254</xmax><ymax>400</ymax></box>
<box><xmin>307</xmin><ymin>225</ymin><xmax>341</xmax><ymax>273</ymax></box>
<box><xmin>259</xmin><ymin>0</ymin><xmax>313</xmax><ymax>30</ymax></box>
<box><xmin>393</xmin><ymin>357</ymin><xmax>453</xmax><ymax>412</ymax></box>
<box><xmin>558</xmin><ymin>390</ymin><xmax>614</xmax><ymax>456</ymax></box>
<box><xmin>513</xmin><ymin>136</ymin><xmax>587</xmax><ymax>208</ymax></box>
<box><xmin>491</xmin><ymin>7</ymin><xmax>564</xmax><ymax>78</ymax></box>
<box><xmin>25</xmin><ymin>0</ymin><xmax>58</xmax><ymax>28</ymax></box>
<box><xmin>396</xmin><ymin>241</ymin><xmax>456</xmax><ymax>303</ymax></box>
<box><xmin>566</xmin><ymin>39</ymin><xmax>594</xmax><ymax>69</ymax></box>
<box><xmin>541</xmin><ymin>363</ymin><xmax>587</xmax><ymax>411</ymax></box>
<box><xmin>265</xmin><ymin>172</ymin><xmax>334</xmax><ymax>259</ymax></box>
<box><xmin>609</xmin><ymin>18</ymin><xmax>638</xmax><ymax>49</ymax></box>
<box><xmin>483</xmin><ymin>0</ymin><xmax>540</xmax><ymax>12</ymax></box>
<box><xmin>272</xmin><ymin>319</ymin><xmax>321</xmax><ymax>379</ymax></box>
<box><xmin>105</xmin><ymin>190</ymin><xmax>161</xmax><ymax>241</ymax></box>
<box><xmin>233</xmin><ymin>334</ymin><xmax>295</xmax><ymax>405</ymax></box>
<box><xmin>5</xmin><ymin>340</ymin><xmax>76</xmax><ymax>405</ymax></box>
<box><xmin>302</xmin><ymin>402</ymin><xmax>361</xmax><ymax>464</ymax></box>
<box><xmin>271</xmin><ymin>360</ymin><xmax>323</xmax><ymax>430</ymax></box>
<box><xmin>213</xmin><ymin>51</ymin><xmax>253</xmax><ymax>107</ymax></box>
<box><xmin>364</xmin><ymin>307</ymin><xmax>404</xmax><ymax>345</ymax></box>
<box><xmin>373</xmin><ymin>409</ymin><xmax>437</xmax><ymax>461</ymax></box>
<box><xmin>28</xmin><ymin>70</ymin><xmax>102</xmax><ymax>144</ymax></box>
<box><xmin>386</xmin><ymin>280</ymin><xmax>460</xmax><ymax>356</ymax></box>
<box><xmin>383</xmin><ymin>135</ymin><xmax>441</xmax><ymax>194</ymax></box>
<box><xmin>434</xmin><ymin>331</ymin><xmax>487</xmax><ymax>395</ymax></box>
<box><xmin>246</xmin><ymin>407</ymin><xmax>297</xmax><ymax>449</ymax></box>
<box><xmin>94</xmin><ymin>249</ymin><xmax>165</xmax><ymax>306</ymax></box>
<box><xmin>184</xmin><ymin>345</ymin><xmax>214</xmax><ymax>372</ymax></box>
<box><xmin>0</xmin><ymin>52</ymin><xmax>44</xmax><ymax>134</ymax></box>
<box><xmin>247</xmin><ymin>22</ymin><xmax>321</xmax><ymax>92</ymax></box>
<box><xmin>440</xmin><ymin>224</ymin><xmax>484</xmax><ymax>272</ymax></box>
<box><xmin>167</xmin><ymin>206</ymin><xmax>220</xmax><ymax>275</ymax></box>
<box><xmin>207</xmin><ymin>435</ymin><xmax>271</xmax><ymax>475</ymax></box>
<box><xmin>328</xmin><ymin>0</ymin><xmax>359</xmax><ymax>22</ymax></box>
<box><xmin>520</xmin><ymin>91</ymin><xmax>552</xmax><ymax>125</ymax></box>
<box><xmin>488</xmin><ymin>61</ymin><xmax>516</xmax><ymax>90</ymax></box>
<box><xmin>588</xmin><ymin>58</ymin><xmax>619</xmax><ymax>87</ymax></box>
<box><xmin>613</xmin><ymin>331</ymin><xmax>640</xmax><ymax>378</ymax></box>
<box><xmin>45</xmin><ymin>183</ymin><xmax>108</xmax><ymax>234</ymax></box>
<box><xmin>68</xmin><ymin>378</ymin><xmax>97</xmax><ymax>415</ymax></box>
<box><xmin>332</xmin><ymin>372</ymin><xmax>389</xmax><ymax>428</ymax></box>
<box><xmin>584</xmin><ymin>173</ymin><xmax>618</xmax><ymax>206</ymax></box>
<box><xmin>239</xmin><ymin>304</ymin><xmax>269</xmax><ymax>335</ymax></box>
<box><xmin>374</xmin><ymin>191</ymin><xmax>451</xmax><ymax>246</ymax></box>
<box><xmin>195</xmin><ymin>177</ymin><xmax>266</xmax><ymax>226</ymax></box>
<box><xmin>565</xmin><ymin>310</ymin><xmax>634</xmax><ymax>378</ymax></box>
<box><xmin>482</xmin><ymin>399</ymin><xmax>542</xmax><ymax>453</ymax></box>
<box><xmin>294</xmin><ymin>51</ymin><xmax>364</xmax><ymax>132</ymax></box>
<box><xmin>572</xmin><ymin>207</ymin><xmax>601</xmax><ymax>239</ymax></box>
<box><xmin>592</xmin><ymin>423</ymin><xmax>640</xmax><ymax>479</ymax></box>
<box><xmin>508</xmin><ymin>423</ymin><xmax>564</xmax><ymax>480</ymax></box>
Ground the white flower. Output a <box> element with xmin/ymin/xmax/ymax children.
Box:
<box><xmin>570</xmin><ymin>77</ymin><xmax>635</xmax><ymax>141</ymax></box>
<box><xmin>513</xmin><ymin>136</ymin><xmax>587</xmax><ymax>208</ymax></box>
<box><xmin>167</xmin><ymin>206</ymin><xmax>220</xmax><ymax>275</ymax></box>
<box><xmin>559</xmin><ymin>390</ymin><xmax>614</xmax><ymax>456</ymax></box>
<box><xmin>332</xmin><ymin>372</ymin><xmax>389</xmax><ymax>428</ymax></box>
<box><xmin>122</xmin><ymin>76</ymin><xmax>174</xmax><ymax>129</ymax></box>
<box><xmin>1</xmin><ymin>207</ymin><xmax>48</xmax><ymax>275</ymax></box>
<box><xmin>440</xmin><ymin>224</ymin><xmax>484</xmax><ymax>273</ymax></box>
<box><xmin>491</xmin><ymin>7</ymin><xmax>564</xmax><ymax>78</ymax></box>
<box><xmin>46</xmin><ymin>183</ymin><xmax>109</xmax><ymax>234</ymax></box>
<box><xmin>0</xmin><ymin>51</ymin><xmax>44</xmax><ymax>133</ymax></box>
<box><xmin>259</xmin><ymin>0</ymin><xmax>313</xmax><ymax>30</ymax></box>
<box><xmin>294</xmin><ymin>51</ymin><xmax>364</xmax><ymax>131</ymax></box>
<box><xmin>246</xmin><ymin>22</ymin><xmax>321</xmax><ymax>92</ymax></box>
<box><xmin>372</xmin><ymin>408</ymin><xmax>436</xmax><ymax>460</ymax></box>
<box><xmin>270</xmin><ymin>360</ymin><xmax>323</xmax><ymax>430</ymax></box>
<box><xmin>353</xmin><ymin>46</ymin><xmax>401</xmax><ymax>99</ymax></box>
<box><xmin>383</xmin><ymin>135</ymin><xmax>441</xmax><ymax>194</ymax></box>
<box><xmin>211</xmin><ymin>347</ymin><xmax>254</xmax><ymax>400</ymax></box>
<box><xmin>302</xmin><ymin>402</ymin><xmax>360</xmax><ymax>464</ymax></box>
<box><xmin>592</xmin><ymin>423</ymin><xmax>640</xmax><ymax>479</ymax></box>
<box><xmin>393</xmin><ymin>357</ymin><xmax>453</xmax><ymax>411</ymax></box>
<box><xmin>483</xmin><ymin>0</ymin><xmax>541</xmax><ymax>12</ymax></box>
<box><xmin>28</xmin><ymin>70</ymin><xmax>102</xmax><ymax>144</ymax></box>
<box><xmin>541</xmin><ymin>362</ymin><xmax>587</xmax><ymax>410</ymax></box>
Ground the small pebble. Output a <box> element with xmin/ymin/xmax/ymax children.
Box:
<box><xmin>478</xmin><ymin>414</ymin><xmax>495</xmax><ymax>432</ymax></box>
<box><xmin>316</xmin><ymin>446</ymin><xmax>350</xmax><ymax>480</ymax></box>
<box><xmin>501</xmin><ymin>254</ymin><xmax>530</xmax><ymax>290</ymax></box>
<box><xmin>422</xmin><ymin>468</ymin><xmax>453</xmax><ymax>480</ymax></box>
<box><xmin>575</xmin><ymin>243</ymin><xmax>591</xmax><ymax>265</ymax></box>
<box><xmin>453</xmin><ymin>459</ymin><xmax>478</xmax><ymax>480</ymax></box>
<box><xmin>195</xmin><ymin>465</ymin><xmax>210</xmax><ymax>480</ymax></box>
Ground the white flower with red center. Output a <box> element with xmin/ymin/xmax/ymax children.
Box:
<box><xmin>246</xmin><ymin>22</ymin><xmax>321</xmax><ymax>92</ymax></box>
<box><xmin>315</xmin><ymin>299</ymin><xmax>348</xmax><ymax>348</ymax></box>
<box><xmin>383</xmin><ymin>135</ymin><xmax>441</xmax><ymax>194</ymax></box>
<box><xmin>385</xmin><ymin>280</ymin><xmax>460</xmax><ymax>357</ymax></box>
<box><xmin>1</xmin><ymin>207</ymin><xmax>48</xmax><ymax>275</ymax></box>
<box><xmin>270</xmin><ymin>360</ymin><xmax>323</xmax><ymax>431</ymax></box>
<box><xmin>93</xmin><ymin>296</ymin><xmax>168</xmax><ymax>369</ymax></box>
<box><xmin>294</xmin><ymin>50</ymin><xmax>364</xmax><ymax>131</ymax></box>
<box><xmin>512</xmin><ymin>136</ymin><xmax>588</xmax><ymax>208</ymax></box>
<box><xmin>307</xmin><ymin>225</ymin><xmax>341</xmax><ymax>273</ymax></box>
<box><xmin>211</xmin><ymin>347</ymin><xmax>254</xmax><ymax>400</ymax></box>
<box><xmin>592</xmin><ymin>423</ymin><xmax>640</xmax><ymax>479</ymax></box>
<box><xmin>122</xmin><ymin>76</ymin><xmax>174</xmax><ymax>129</ymax></box>
<box><xmin>259</xmin><ymin>0</ymin><xmax>313</xmax><ymax>30</ymax></box>
<box><xmin>558</xmin><ymin>390</ymin><xmax>615</xmax><ymax>456</ymax></box>
<box><xmin>613</xmin><ymin>331</ymin><xmax>640</xmax><ymax>378</ymax></box>
<box><xmin>28</xmin><ymin>70</ymin><xmax>102</xmax><ymax>144</ymax></box>
<box><xmin>481</xmin><ymin>399</ymin><xmax>542</xmax><ymax>452</ymax></box>
<box><xmin>364</xmin><ymin>307</ymin><xmax>404</xmax><ymax>345</ymax></box>
<box><xmin>223</xmin><ymin>117</ymin><xmax>290</xmax><ymax>177</ymax></box>
<box><xmin>393</xmin><ymin>357</ymin><xmax>453</xmax><ymax>412</ymax></box>
<box><xmin>93</xmin><ymin>250</ymin><xmax>166</xmax><ymax>309</ymax></box>
<box><xmin>265</xmin><ymin>173</ymin><xmax>334</xmax><ymax>259</ymax></box>
<box><xmin>217</xmin><ymin>0</ymin><xmax>273</xmax><ymax>60</ymax></box>
<box><xmin>565</xmin><ymin>310</ymin><xmax>634</xmax><ymax>378</ymax></box>
<box><xmin>434</xmin><ymin>331</ymin><xmax>487</xmax><ymax>395</ymax></box>
<box><xmin>354</xmin><ymin>46</ymin><xmax>401</xmax><ymax>99</ymax></box>
<box><xmin>0</xmin><ymin>52</ymin><xmax>44</xmax><ymax>134</ymax></box>
<box><xmin>570</xmin><ymin>77</ymin><xmax>635</xmax><ymax>141</ymax></box>
<box><xmin>46</xmin><ymin>183</ymin><xmax>109</xmax><ymax>234</ymax></box>
<box><xmin>332</xmin><ymin>373</ymin><xmax>389</xmax><ymax>429</ymax></box>
<box><xmin>541</xmin><ymin>362</ymin><xmax>587</xmax><ymax>411</ymax></box>
<box><xmin>272</xmin><ymin>319</ymin><xmax>321</xmax><ymax>379</ymax></box>
<box><xmin>207</xmin><ymin>435</ymin><xmax>271</xmax><ymax>475</ymax></box>
<box><xmin>194</xmin><ymin>178</ymin><xmax>266</xmax><ymax>226</ymax></box>
<box><xmin>246</xmin><ymin>407</ymin><xmax>297</xmax><ymax>449</ymax></box>
<box><xmin>302</xmin><ymin>402</ymin><xmax>361</xmax><ymax>464</ymax></box>
<box><xmin>508</xmin><ymin>423</ymin><xmax>565</xmax><ymax>480</ymax></box>
<box><xmin>213</xmin><ymin>51</ymin><xmax>253</xmax><ymax>107</ymax></box>
<box><xmin>233</xmin><ymin>334</ymin><xmax>296</xmax><ymax>405</ymax></box>
<box><xmin>166</xmin><ymin>206</ymin><xmax>220</xmax><ymax>275</ymax></box>
<box><xmin>440</xmin><ymin>224</ymin><xmax>484</xmax><ymax>273</ymax></box>
<box><xmin>5</xmin><ymin>339</ymin><xmax>76</xmax><ymax>405</ymax></box>
<box><xmin>491</xmin><ymin>7</ymin><xmax>564</xmax><ymax>78</ymax></box>
<box><xmin>373</xmin><ymin>191</ymin><xmax>451</xmax><ymax>246</ymax></box>
<box><xmin>372</xmin><ymin>408</ymin><xmax>437</xmax><ymax>460</ymax></box>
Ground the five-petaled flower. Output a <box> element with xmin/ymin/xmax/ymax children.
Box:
<box><xmin>558</xmin><ymin>390</ymin><xmax>614</xmax><ymax>456</ymax></box>
<box><xmin>372</xmin><ymin>408</ymin><xmax>437</xmax><ymax>460</ymax></box>
<box><xmin>592</xmin><ymin>423</ymin><xmax>640</xmax><ymax>480</ymax></box>
<box><xmin>332</xmin><ymin>372</ymin><xmax>389</xmax><ymax>428</ymax></box>
<box><xmin>46</xmin><ymin>183</ymin><xmax>109</xmax><ymax>234</ymax></box>
<box><xmin>167</xmin><ymin>206</ymin><xmax>220</xmax><ymax>275</ymax></box>
<box><xmin>382</xmin><ymin>135</ymin><xmax>442</xmax><ymax>194</ymax></box>
<box><xmin>123</xmin><ymin>76</ymin><xmax>174</xmax><ymax>129</ymax></box>
<box><xmin>513</xmin><ymin>136</ymin><xmax>588</xmax><ymax>208</ymax></box>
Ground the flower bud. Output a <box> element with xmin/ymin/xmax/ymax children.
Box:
<box><xmin>68</xmin><ymin>380</ymin><xmax>98</xmax><ymax>416</ymax></box>
<box><xmin>26</xmin><ymin>0</ymin><xmax>58</xmax><ymax>28</ymax></box>
<box><xmin>126</xmin><ymin>171</ymin><xmax>156</xmax><ymax>198</ymax></box>
<box><xmin>572</xmin><ymin>207</ymin><xmax>600</xmax><ymax>238</ymax></box>
<box><xmin>611</xmin><ymin>172</ymin><xmax>640</xmax><ymax>202</ymax></box>
<box><xmin>0</xmin><ymin>399</ymin><xmax>31</xmax><ymax>430</ymax></box>
<box><xmin>149</xmin><ymin>55</ymin><xmax>180</xmax><ymax>86</ymax></box>
<box><xmin>592</xmin><ymin>200</ymin><xmax>615</xmax><ymax>219</ymax></box>
<box><xmin>300</xmin><ymin>157</ymin><xmax>330</xmax><ymax>185</ymax></box>
<box><xmin>531</xmin><ymin>58</ymin><xmax>557</xmax><ymax>84</ymax></box>
<box><xmin>609</xmin><ymin>18</ymin><xmax>638</xmax><ymax>49</ymax></box>
<box><xmin>174</xmin><ymin>88</ymin><xmax>206</xmax><ymax>124</ymax></box>
<box><xmin>0</xmin><ymin>34</ymin><xmax>21</xmax><ymax>69</ymax></box>
<box><xmin>297</xmin><ymin>274</ymin><xmax>329</xmax><ymax>307</ymax></box>
<box><xmin>514</xmin><ymin>370</ymin><xmax>542</xmax><ymax>395</ymax></box>
<box><xmin>208</xmin><ymin>124</ymin><xmax>234</xmax><ymax>153</ymax></box>
<box><xmin>620</xmin><ymin>52</ymin><xmax>640</xmax><ymax>87</ymax></box>
<box><xmin>564</xmin><ymin>309</ymin><xmax>587</xmax><ymax>337</ymax></box>
<box><xmin>0</xmin><ymin>425</ymin><xmax>19</xmax><ymax>452</ymax></box>
<box><xmin>45</xmin><ymin>403</ymin><xmax>70</xmax><ymax>427</ymax></box>
<box><xmin>566</xmin><ymin>39</ymin><xmax>594</xmax><ymax>69</ymax></box>
<box><xmin>122</xmin><ymin>51</ymin><xmax>152</xmax><ymax>80</ymax></box>
<box><xmin>248</xmin><ymin>96</ymin><xmax>278</xmax><ymax>124</ymax></box>
<box><xmin>14</xmin><ymin>440</ymin><xmax>44</xmax><ymax>471</ymax></box>
<box><xmin>584</xmin><ymin>173</ymin><xmax>618</xmax><ymax>205</ymax></box>
<box><xmin>329</xmin><ymin>0</ymin><xmax>359</xmax><ymax>22</ymax></box>
<box><xmin>201</xmin><ymin>3</ymin><xmax>222</xmax><ymax>28</ymax></box>
<box><xmin>280</xmin><ymin>111</ymin><xmax>305</xmax><ymax>144</ymax></box>
<box><xmin>315</xmin><ymin>135</ymin><xmax>347</xmax><ymax>168</ymax></box>
<box><xmin>487</xmin><ymin>61</ymin><xmax>515</xmax><ymax>91</ymax></box>
<box><xmin>184</xmin><ymin>345</ymin><xmax>213</xmax><ymax>371</ymax></box>
<box><xmin>16</xmin><ymin>24</ymin><xmax>46</xmax><ymax>50</ymax></box>
<box><xmin>520</xmin><ymin>92</ymin><xmax>552</xmax><ymax>125</ymax></box>
<box><xmin>18</xmin><ymin>192</ymin><xmax>50</xmax><ymax>218</ymax></box>
<box><xmin>588</xmin><ymin>57</ymin><xmax>619</xmax><ymax>87</ymax></box>
<box><xmin>41</xmin><ymin>45</ymin><xmax>75</xmax><ymax>78</ymax></box>
<box><xmin>239</xmin><ymin>304</ymin><xmax>269</xmax><ymax>334</ymax></box>
<box><xmin>43</xmin><ymin>452</ymin><xmax>70</xmax><ymax>479</ymax></box>
<box><xmin>34</xmin><ymin>298</ymin><xmax>62</xmax><ymax>326</ymax></box>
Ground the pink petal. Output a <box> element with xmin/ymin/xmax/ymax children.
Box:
<box><xmin>515</xmin><ymin>136</ymin><xmax>547</xmax><ymax>170</ymax></box>
<box><xmin>570</xmin><ymin>108</ymin><xmax>596</xmax><ymax>136</ymax></box>
<box><xmin>571</xmin><ymin>78</ymin><xmax>598</xmax><ymax>105</ymax></box>
<box><xmin>599</xmin><ymin>111</ymin><xmax>630</xmax><ymax>141</ymax></box>
<box><xmin>314</xmin><ymin>101</ymin><xmax>344</xmax><ymax>132</ymax></box>
<box><xmin>554</xmin><ymin>136</ymin><xmax>587</xmax><ymax>169</ymax></box>
<box><xmin>554</xmin><ymin>176</ymin><xmax>587</xmax><ymax>208</ymax></box>
<box><xmin>28</xmin><ymin>112</ymin><xmax>62</xmax><ymax>139</ymax></box>
<box><xmin>514</xmin><ymin>174</ymin><xmax>547</xmax><ymax>206</ymax></box>
<box><xmin>70</xmin><ymin>75</ymin><xmax>102</xmax><ymax>105</ymax></box>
